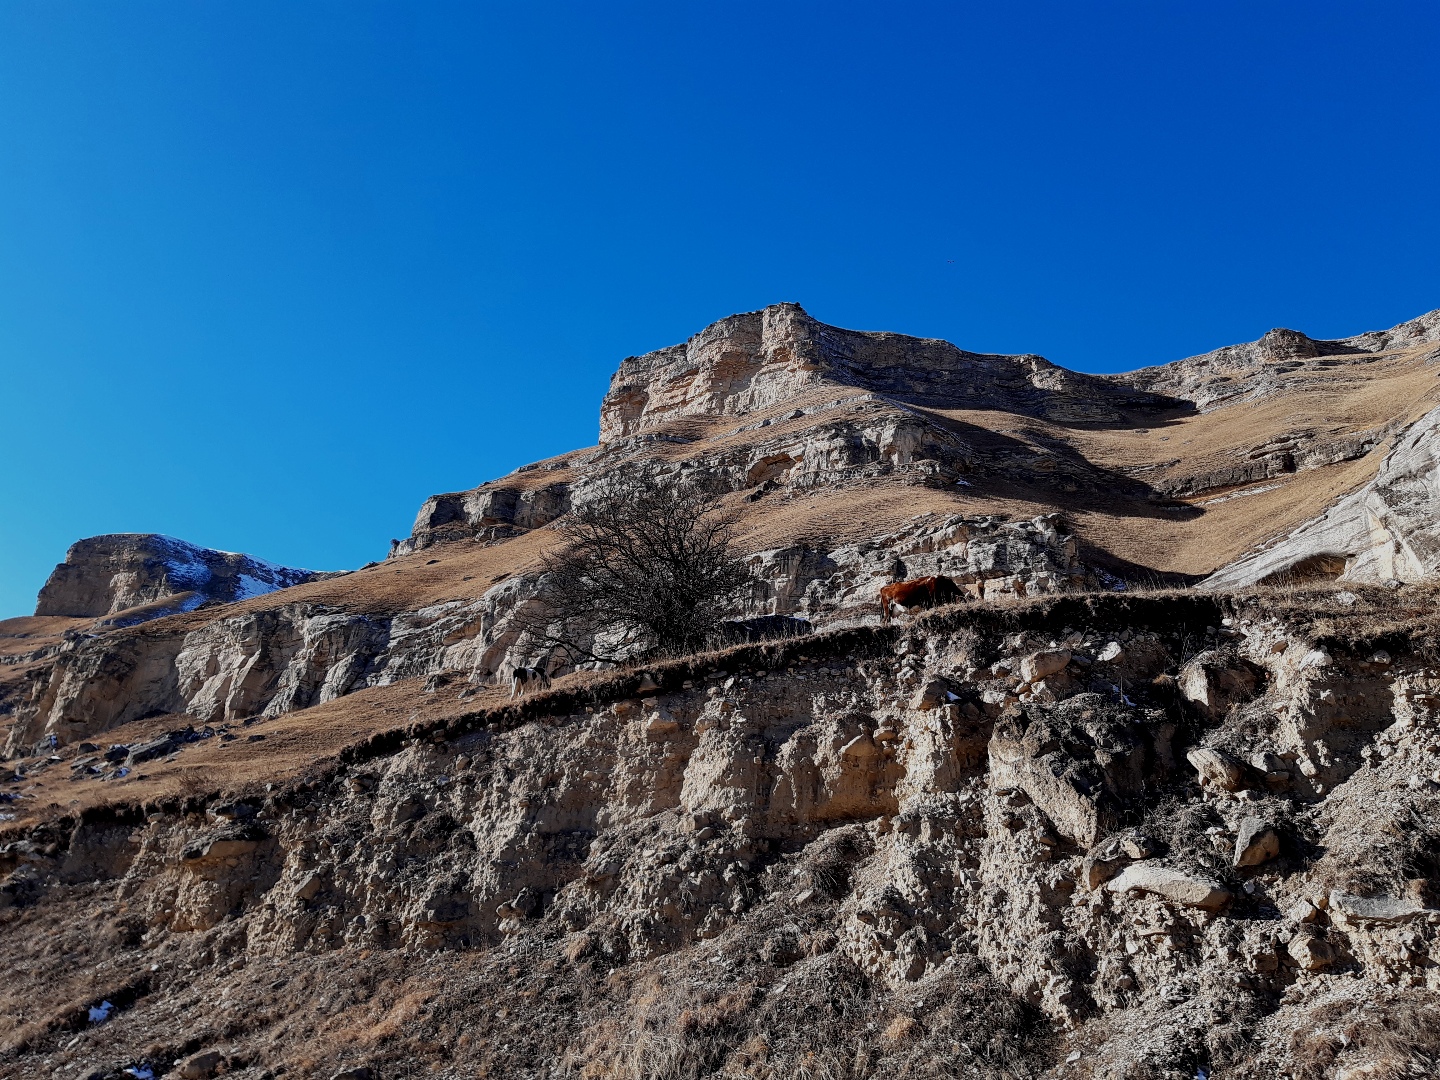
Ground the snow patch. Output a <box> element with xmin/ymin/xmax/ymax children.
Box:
<box><xmin>235</xmin><ymin>573</ymin><xmax>281</xmax><ymax>601</ymax></box>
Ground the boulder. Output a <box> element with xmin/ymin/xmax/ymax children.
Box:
<box><xmin>989</xmin><ymin>694</ymin><xmax>1153</xmax><ymax>846</ymax></box>
<box><xmin>1105</xmin><ymin>864</ymin><xmax>1231</xmax><ymax>911</ymax></box>
<box><xmin>910</xmin><ymin>678</ymin><xmax>958</xmax><ymax>711</ymax></box>
<box><xmin>1178</xmin><ymin>651</ymin><xmax>1261</xmax><ymax>718</ymax></box>
<box><xmin>294</xmin><ymin>872</ymin><xmax>326</xmax><ymax>902</ymax></box>
<box><xmin>1328</xmin><ymin>891</ymin><xmax>1430</xmax><ymax>926</ymax></box>
<box><xmin>1233</xmin><ymin>818</ymin><xmax>1281</xmax><ymax>867</ymax></box>
<box><xmin>1186</xmin><ymin>747</ymin><xmax>1246</xmax><ymax>791</ymax></box>
<box><xmin>1286</xmin><ymin>930</ymin><xmax>1338</xmax><ymax>970</ymax></box>
<box><xmin>1081</xmin><ymin>830</ymin><xmax>1159</xmax><ymax>890</ymax></box>
<box><xmin>1019</xmin><ymin>650</ymin><xmax>1071</xmax><ymax>683</ymax></box>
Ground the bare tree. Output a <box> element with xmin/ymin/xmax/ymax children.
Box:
<box><xmin>516</xmin><ymin>473</ymin><xmax>753</xmax><ymax>665</ymax></box>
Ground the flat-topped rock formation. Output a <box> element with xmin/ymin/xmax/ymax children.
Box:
<box><xmin>396</xmin><ymin>303</ymin><xmax>1440</xmax><ymax>594</ymax></box>
<box><xmin>599</xmin><ymin>302</ymin><xmax>1174</xmax><ymax>441</ymax></box>
<box><xmin>35</xmin><ymin>534</ymin><xmax>329</xmax><ymax>625</ymax></box>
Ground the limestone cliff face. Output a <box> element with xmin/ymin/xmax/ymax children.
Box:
<box><xmin>396</xmin><ymin>304</ymin><xmax>1185</xmax><ymax>556</ymax></box>
<box><xmin>34</xmin><ymin>535</ymin><xmax>326</xmax><ymax>624</ymax></box>
<box><xmin>1204</xmin><ymin>404</ymin><xmax>1440</xmax><ymax>588</ymax></box>
<box><xmin>598</xmin><ymin>302</ymin><xmax>1171</xmax><ymax>441</ymax></box>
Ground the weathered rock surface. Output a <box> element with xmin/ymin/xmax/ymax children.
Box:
<box><xmin>1204</xmin><ymin>403</ymin><xmax>1440</xmax><ymax>588</ymax></box>
<box><xmin>34</xmin><ymin>534</ymin><xmax>329</xmax><ymax>624</ymax></box>
<box><xmin>1233</xmin><ymin>817</ymin><xmax>1280</xmax><ymax>867</ymax></box>
<box><xmin>4</xmin><ymin>602</ymin><xmax>396</xmax><ymax>753</ymax></box>
<box><xmin>7</xmin><ymin>305</ymin><xmax>1440</xmax><ymax>1078</ymax></box>
<box><xmin>4</xmin><ymin>587</ymin><xmax>1440</xmax><ymax>1078</ymax></box>
<box><xmin>988</xmin><ymin>694</ymin><xmax>1164</xmax><ymax>845</ymax></box>
<box><xmin>1118</xmin><ymin>309</ymin><xmax>1440</xmax><ymax>413</ymax></box>
<box><xmin>1105</xmin><ymin>863</ymin><xmax>1231</xmax><ymax>911</ymax></box>
<box><xmin>1186</xmin><ymin>746</ymin><xmax>1247</xmax><ymax>791</ymax></box>
<box><xmin>4</xmin><ymin>509</ymin><xmax>1095</xmax><ymax>755</ymax></box>
<box><xmin>600</xmin><ymin>303</ymin><xmax>1172</xmax><ymax>441</ymax></box>
<box><xmin>394</xmin><ymin>303</ymin><xmax>1194</xmax><ymax>558</ymax></box>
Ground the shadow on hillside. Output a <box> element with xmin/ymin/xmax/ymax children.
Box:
<box><xmin>1073</xmin><ymin>538</ymin><xmax>1209</xmax><ymax>590</ymax></box>
<box><xmin>919</xmin><ymin>411</ymin><xmax>1205</xmax><ymax>523</ymax></box>
<box><xmin>865</xmin><ymin>367</ymin><xmax>1198</xmax><ymax>431</ymax></box>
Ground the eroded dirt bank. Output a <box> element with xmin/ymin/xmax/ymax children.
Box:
<box><xmin>4</xmin><ymin>586</ymin><xmax>1440</xmax><ymax>1080</ymax></box>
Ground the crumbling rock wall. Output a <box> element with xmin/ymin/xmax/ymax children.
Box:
<box><xmin>7</xmin><ymin>511</ymin><xmax>1090</xmax><ymax>757</ymax></box>
<box><xmin>747</xmin><ymin>513</ymin><xmax>1086</xmax><ymax>617</ymax></box>
<box><xmin>7</xmin><ymin>590</ymin><xmax>1440</xmax><ymax>1077</ymax></box>
<box><xmin>4</xmin><ymin>605</ymin><xmax>394</xmax><ymax>754</ymax></box>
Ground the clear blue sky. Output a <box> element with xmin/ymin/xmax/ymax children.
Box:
<box><xmin>2</xmin><ymin>2</ymin><xmax>1437</xmax><ymax>617</ymax></box>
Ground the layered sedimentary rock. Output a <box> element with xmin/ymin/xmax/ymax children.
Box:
<box><xmin>599</xmin><ymin>302</ymin><xmax>1172</xmax><ymax>440</ymax></box>
<box><xmin>34</xmin><ymin>535</ymin><xmax>326</xmax><ymax>624</ymax></box>
<box><xmin>7</xmin><ymin>303</ymin><xmax>1440</xmax><ymax>1078</ymax></box>
<box><xmin>6</xmin><ymin>588</ymin><xmax>1440</xmax><ymax>1078</ymax></box>
<box><xmin>1204</xmin><ymin>404</ymin><xmax>1440</xmax><ymax>588</ymax></box>
<box><xmin>393</xmin><ymin>305</ymin><xmax>1188</xmax><ymax>562</ymax></box>
<box><xmin>3</xmin><ymin>512</ymin><xmax>1088</xmax><ymax>755</ymax></box>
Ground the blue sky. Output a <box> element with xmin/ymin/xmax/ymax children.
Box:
<box><xmin>2</xmin><ymin>2</ymin><xmax>1437</xmax><ymax>617</ymax></box>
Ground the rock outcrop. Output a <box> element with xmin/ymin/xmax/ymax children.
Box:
<box><xmin>4</xmin><ymin>512</ymin><xmax>1090</xmax><ymax>755</ymax></box>
<box><xmin>8</xmin><ymin>304</ymin><xmax>1440</xmax><ymax>1078</ymax></box>
<box><xmin>1118</xmin><ymin>309</ymin><xmax>1440</xmax><ymax>412</ymax></box>
<box><xmin>392</xmin><ymin>304</ymin><xmax>1197</xmax><ymax>557</ymax></box>
<box><xmin>34</xmin><ymin>535</ymin><xmax>328</xmax><ymax>625</ymax></box>
<box><xmin>1203</xmin><ymin>404</ymin><xmax>1440</xmax><ymax>588</ymax></box>
<box><xmin>599</xmin><ymin>303</ymin><xmax>1173</xmax><ymax>441</ymax></box>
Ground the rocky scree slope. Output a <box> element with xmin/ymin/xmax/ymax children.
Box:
<box><xmin>4</xmin><ymin>586</ymin><xmax>1440</xmax><ymax>1079</ymax></box>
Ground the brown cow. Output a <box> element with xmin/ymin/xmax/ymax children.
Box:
<box><xmin>879</xmin><ymin>575</ymin><xmax>963</xmax><ymax>623</ymax></box>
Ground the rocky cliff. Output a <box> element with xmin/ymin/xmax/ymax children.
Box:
<box><xmin>35</xmin><ymin>535</ymin><xmax>329</xmax><ymax>626</ymax></box>
<box><xmin>394</xmin><ymin>303</ymin><xmax>1440</xmax><ymax>590</ymax></box>
<box><xmin>598</xmin><ymin>303</ymin><xmax>1173</xmax><ymax>441</ymax></box>
<box><xmin>4</xmin><ymin>587</ymin><xmax>1440</xmax><ymax>1079</ymax></box>
<box><xmin>1205</xmin><ymin>404</ymin><xmax>1440</xmax><ymax>589</ymax></box>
